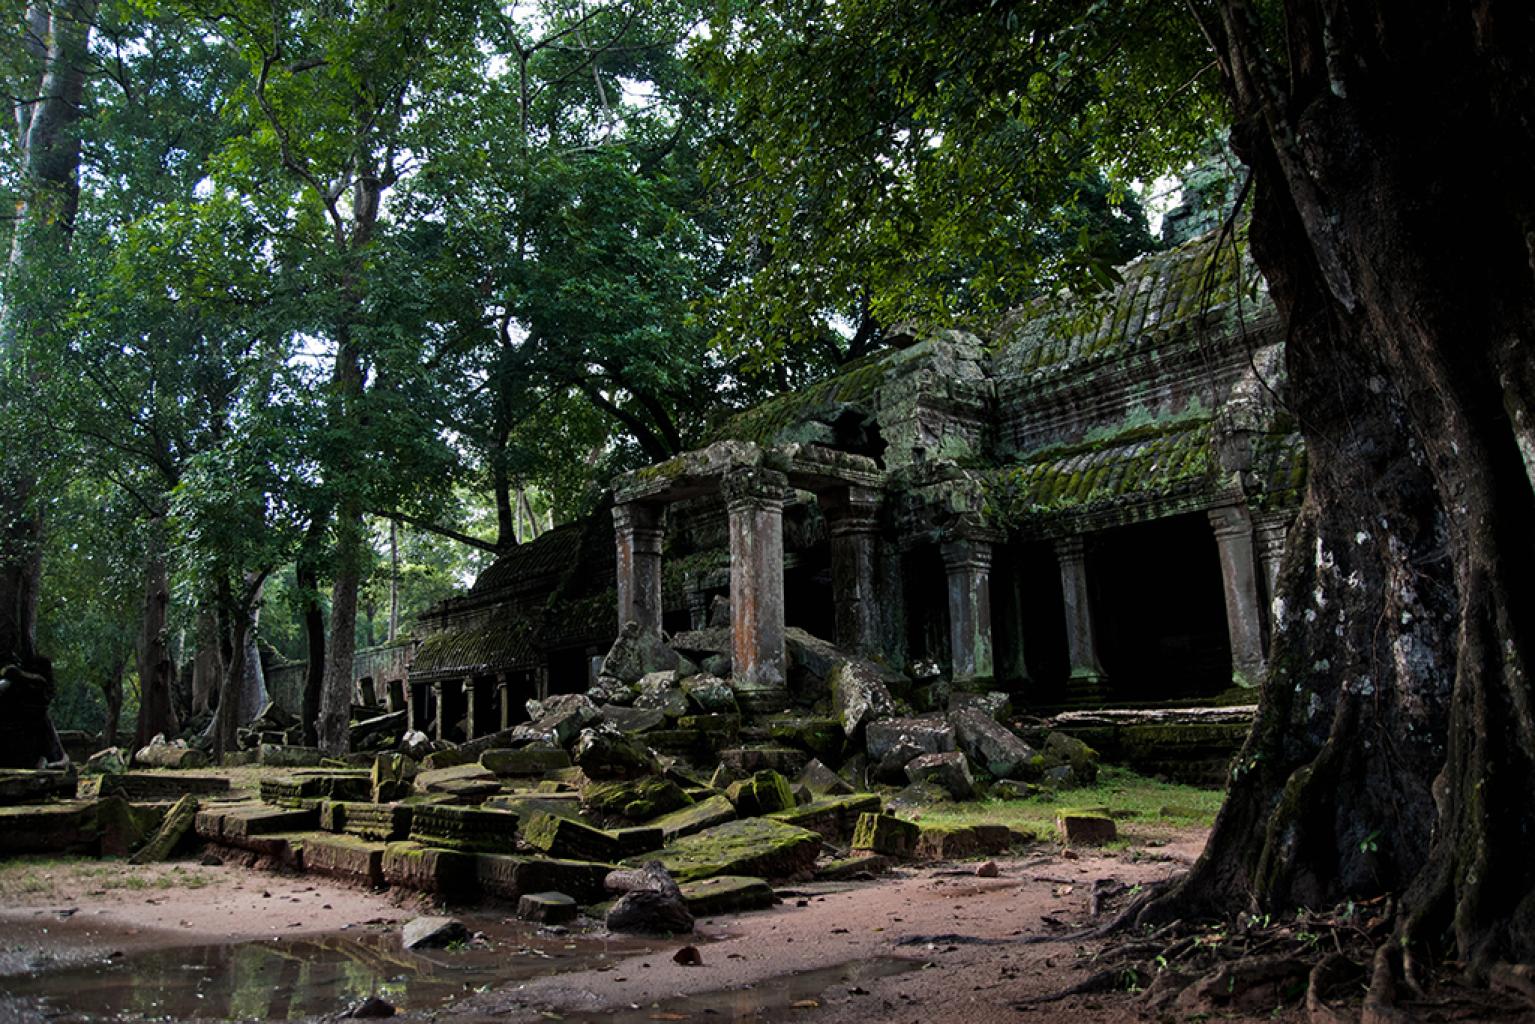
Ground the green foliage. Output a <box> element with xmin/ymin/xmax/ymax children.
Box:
<box><xmin>699</xmin><ymin>0</ymin><xmax>1220</xmax><ymax>369</ymax></box>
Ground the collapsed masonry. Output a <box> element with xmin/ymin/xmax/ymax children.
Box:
<box><xmin>383</xmin><ymin>228</ymin><xmax>1297</xmax><ymax>770</ymax></box>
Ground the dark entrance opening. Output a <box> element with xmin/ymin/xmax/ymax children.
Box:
<box><xmin>1090</xmin><ymin>513</ymin><xmax>1232</xmax><ymax>702</ymax></box>
<box><xmin>439</xmin><ymin>679</ymin><xmax>467</xmax><ymax>743</ymax></box>
<box><xmin>901</xmin><ymin>544</ymin><xmax>949</xmax><ymax>671</ymax></box>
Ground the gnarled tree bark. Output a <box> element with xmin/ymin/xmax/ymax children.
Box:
<box><xmin>1145</xmin><ymin>0</ymin><xmax>1535</xmax><ymax>987</ymax></box>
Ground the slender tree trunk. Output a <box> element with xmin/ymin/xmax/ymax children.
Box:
<box><xmin>0</xmin><ymin>0</ymin><xmax>95</xmax><ymax>669</ymax></box>
<box><xmin>297</xmin><ymin>562</ymin><xmax>325</xmax><ymax>746</ymax></box>
<box><xmin>133</xmin><ymin>522</ymin><xmax>178</xmax><ymax>746</ymax></box>
<box><xmin>319</xmin><ymin>515</ymin><xmax>360</xmax><ymax>755</ymax></box>
<box><xmin>1145</xmin><ymin>0</ymin><xmax>1535</xmax><ymax>986</ymax></box>
<box><xmin>101</xmin><ymin>656</ymin><xmax>124</xmax><ymax>749</ymax></box>
<box><xmin>387</xmin><ymin>520</ymin><xmax>399</xmax><ymax>642</ymax></box>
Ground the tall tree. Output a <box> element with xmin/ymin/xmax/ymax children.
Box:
<box><xmin>0</xmin><ymin>0</ymin><xmax>96</xmax><ymax>674</ymax></box>
<box><xmin>712</xmin><ymin>0</ymin><xmax>1535</xmax><ymax>1000</ymax></box>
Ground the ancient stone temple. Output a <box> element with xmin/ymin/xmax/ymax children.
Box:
<box><xmin>398</xmin><ymin>227</ymin><xmax>1301</xmax><ymax>740</ymax></box>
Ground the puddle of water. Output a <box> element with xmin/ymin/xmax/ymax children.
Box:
<box><xmin>0</xmin><ymin>919</ymin><xmax>646</xmax><ymax>1022</ymax></box>
<box><xmin>602</xmin><ymin>957</ymin><xmax>922</xmax><ymax>1024</ymax></box>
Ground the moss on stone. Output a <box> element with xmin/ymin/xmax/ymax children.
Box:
<box><xmin>631</xmin><ymin>817</ymin><xmax>821</xmax><ymax>882</ymax></box>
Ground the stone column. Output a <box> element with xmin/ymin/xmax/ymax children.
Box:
<box><xmin>821</xmin><ymin>486</ymin><xmax>881</xmax><ymax>655</ymax></box>
<box><xmin>612</xmin><ymin>501</ymin><xmax>664</xmax><ymax>635</ymax></box>
<box><xmin>1055</xmin><ymin>535</ymin><xmax>1107</xmax><ymax>693</ymax></box>
<box><xmin>1209</xmin><ymin>504</ymin><xmax>1267</xmax><ymax>687</ymax></box>
<box><xmin>430</xmin><ymin>680</ymin><xmax>447</xmax><ymax>741</ymax></box>
<box><xmin>940</xmin><ymin>536</ymin><xmax>995</xmax><ymax>689</ymax></box>
<box><xmin>686</xmin><ymin>588</ymin><xmax>711</xmax><ymax>631</ymax></box>
<box><xmin>1252</xmin><ymin>511</ymin><xmax>1294</xmax><ymax>612</ymax></box>
<box><xmin>496</xmin><ymin>674</ymin><xmax>511</xmax><ymax>731</ymax></box>
<box><xmin>723</xmin><ymin>467</ymin><xmax>789</xmax><ymax>714</ymax></box>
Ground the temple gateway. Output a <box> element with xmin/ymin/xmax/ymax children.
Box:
<box><xmin>352</xmin><ymin>228</ymin><xmax>1301</xmax><ymax>745</ymax></box>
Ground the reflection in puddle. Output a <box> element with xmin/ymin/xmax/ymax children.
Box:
<box><xmin>604</xmin><ymin>957</ymin><xmax>922</xmax><ymax>1024</ymax></box>
<box><xmin>1</xmin><ymin>922</ymin><xmax>642</xmax><ymax>1022</ymax></box>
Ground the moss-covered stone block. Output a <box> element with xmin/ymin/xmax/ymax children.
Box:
<box><xmin>648</xmin><ymin>794</ymin><xmax>737</xmax><ymax>842</ymax></box>
<box><xmin>851</xmin><ymin>813</ymin><xmax>920</xmax><ymax>858</ymax></box>
<box><xmin>767</xmin><ymin>793</ymin><xmax>882</xmax><ymax>843</ymax></box>
<box><xmin>480</xmin><ymin>747</ymin><xmax>572</xmax><ymax>777</ymax></box>
<box><xmin>408</xmin><ymin>804</ymin><xmax>520</xmax><ymax>854</ymax></box>
<box><xmin>633</xmin><ymin>817</ymin><xmax>821</xmax><ymax>883</ymax></box>
<box><xmin>1055</xmin><ymin>811</ymin><xmax>1116</xmax><ymax>845</ymax></box>
<box><xmin>475</xmin><ymin>854</ymin><xmax>615</xmax><ymax>904</ymax></box>
<box><xmin>679</xmin><ymin>875</ymin><xmax>776</xmax><ymax>916</ymax></box>
<box><xmin>128</xmin><ymin>794</ymin><xmax>199</xmax><ymax>864</ymax></box>
<box><xmin>382</xmin><ymin>841</ymin><xmax>477</xmax><ymax>899</ymax></box>
<box><xmin>725</xmin><ymin>770</ymin><xmax>795</xmax><ymax>817</ymax></box>
<box><xmin>582</xmin><ymin>776</ymin><xmax>692</xmax><ymax>822</ymax></box>
<box><xmin>521</xmin><ymin>811</ymin><xmax>619</xmax><ymax>862</ymax></box>
<box><xmin>304</xmin><ymin>833</ymin><xmax>387</xmax><ymax>887</ymax></box>
<box><xmin>766</xmin><ymin>716</ymin><xmax>846</xmax><ymax>762</ymax></box>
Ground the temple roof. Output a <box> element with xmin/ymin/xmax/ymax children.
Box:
<box><xmin>470</xmin><ymin>524</ymin><xmax>585</xmax><ymax>595</ymax></box>
<box><xmin>410</xmin><ymin>615</ymin><xmax>539</xmax><ymax>681</ymax></box>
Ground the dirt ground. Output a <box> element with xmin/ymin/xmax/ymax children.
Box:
<box><xmin>0</xmin><ymin>829</ymin><xmax>1315</xmax><ymax>1023</ymax></box>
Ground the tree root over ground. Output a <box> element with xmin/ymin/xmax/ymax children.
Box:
<box><xmin>1022</xmin><ymin>889</ymin><xmax>1535</xmax><ymax>1022</ymax></box>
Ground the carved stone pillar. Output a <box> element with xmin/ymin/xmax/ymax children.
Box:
<box><xmin>1055</xmin><ymin>535</ymin><xmax>1106</xmax><ymax>693</ymax></box>
<box><xmin>724</xmin><ymin>467</ymin><xmax>788</xmax><ymax>714</ymax></box>
<box><xmin>1252</xmin><ymin>511</ymin><xmax>1294</xmax><ymax>614</ymax></box>
<box><xmin>821</xmin><ymin>486</ymin><xmax>881</xmax><ymax>655</ymax></box>
<box><xmin>496</xmin><ymin>675</ymin><xmax>511</xmax><ymax>731</ymax></box>
<box><xmin>612</xmin><ymin>501</ymin><xmax>664</xmax><ymax>635</ymax></box>
<box><xmin>941</xmin><ymin>536</ymin><xmax>995</xmax><ymax>688</ymax></box>
<box><xmin>686</xmin><ymin>588</ymin><xmax>711</xmax><ymax>631</ymax></box>
<box><xmin>1209</xmin><ymin>504</ymin><xmax>1267</xmax><ymax>687</ymax></box>
<box><xmin>431</xmin><ymin>680</ymin><xmax>447</xmax><ymax>742</ymax></box>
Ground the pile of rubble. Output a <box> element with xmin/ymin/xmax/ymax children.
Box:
<box><xmin>0</xmin><ymin>625</ymin><xmax>1120</xmax><ymax>935</ymax></box>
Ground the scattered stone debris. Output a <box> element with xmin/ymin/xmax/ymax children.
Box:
<box><xmin>401</xmin><ymin>916</ymin><xmax>469</xmax><ymax>950</ymax></box>
<box><xmin>606</xmin><ymin>861</ymin><xmax>694</xmax><ymax>934</ymax></box>
<box><xmin>347</xmin><ymin>996</ymin><xmax>396</xmax><ymax>1018</ymax></box>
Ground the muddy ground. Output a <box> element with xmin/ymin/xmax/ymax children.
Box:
<box><xmin>0</xmin><ymin>827</ymin><xmax>1310</xmax><ymax>1024</ymax></box>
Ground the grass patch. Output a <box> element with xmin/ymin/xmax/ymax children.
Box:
<box><xmin>904</xmin><ymin>765</ymin><xmax>1226</xmax><ymax>841</ymax></box>
<box><xmin>0</xmin><ymin>856</ymin><xmax>215</xmax><ymax>899</ymax></box>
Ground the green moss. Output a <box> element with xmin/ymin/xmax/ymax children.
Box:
<box><xmin>631</xmin><ymin>817</ymin><xmax>821</xmax><ymax>882</ymax></box>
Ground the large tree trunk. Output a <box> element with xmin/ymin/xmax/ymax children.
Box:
<box><xmin>318</xmin><ymin>513</ymin><xmax>361</xmax><ymax>755</ymax></box>
<box><xmin>133</xmin><ymin>524</ymin><xmax>178</xmax><ymax>746</ymax></box>
<box><xmin>0</xmin><ymin>0</ymin><xmax>94</xmax><ymax>669</ymax></box>
<box><xmin>1151</xmin><ymin>0</ymin><xmax>1535</xmax><ymax>985</ymax></box>
<box><xmin>190</xmin><ymin>609</ymin><xmax>219</xmax><ymax>718</ymax></box>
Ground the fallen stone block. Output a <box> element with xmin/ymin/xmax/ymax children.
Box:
<box><xmin>219</xmin><ymin>804</ymin><xmax>319</xmax><ymax>841</ymax></box>
<box><xmin>260</xmin><ymin>772</ymin><xmax>371</xmax><ymax>806</ymax></box>
<box><xmin>571</xmin><ymin>726</ymin><xmax>659</xmax><ymax>780</ymax></box>
<box><xmin>914</xmin><ymin>825</ymin><xmax>981</xmax><ymax>861</ymax></box>
<box><xmin>257</xmin><ymin>744</ymin><xmax>324</xmax><ymax>768</ymax></box>
<box><xmin>0</xmin><ymin>798</ymin><xmax>140</xmax><ymax>856</ymax></box>
<box><xmin>828</xmin><ymin>660</ymin><xmax>896</xmax><ymax>739</ymax></box>
<box><xmin>475</xmin><ymin>854</ymin><xmax>614</xmax><ymax>903</ymax></box>
<box><xmin>767</xmin><ymin>793</ymin><xmax>882</xmax><ymax>843</ymax></box>
<box><xmin>134</xmin><ymin>739</ymin><xmax>209</xmax><ymax>770</ymax></box>
<box><xmin>129</xmin><ymin>794</ymin><xmax>199</xmax><ymax>864</ymax></box>
<box><xmin>815</xmin><ymin>853</ymin><xmax>892</xmax><ymax>881</ymax></box>
<box><xmin>905</xmin><ymin>751</ymin><xmax>975</xmax><ymax>800</ymax></box>
<box><xmin>402</xmin><ymin>916</ymin><xmax>467</xmax><ymax>950</ymax></box>
<box><xmin>304</xmin><ymin>833</ymin><xmax>387</xmax><ymax>888</ymax></box>
<box><xmin>371</xmin><ymin>752</ymin><xmax>416</xmax><ymax>802</ymax></box>
<box><xmin>522</xmin><ymin>812</ymin><xmax>619</xmax><ymax>862</ymax></box>
<box><xmin>480</xmin><ymin>746</ymin><xmax>572</xmax><ymax>777</ymax></box>
<box><xmin>596</xmin><ymin>704</ymin><xmax>666</xmax><ymax>735</ymax></box>
<box><xmin>949</xmin><ymin>709</ymin><xmax>1039</xmax><ymax>780</ymax></box>
<box><xmin>414</xmin><ymin>762</ymin><xmax>500</xmax><ymax>801</ymax></box>
<box><xmin>634</xmin><ymin>818</ymin><xmax>821</xmax><ymax>883</ymax></box>
<box><xmin>408</xmin><ymin>804</ymin><xmax>520</xmax><ymax>854</ymax></box>
<box><xmin>518</xmin><ymin>891</ymin><xmax>578</xmax><ymax>924</ymax></box>
<box><xmin>725</xmin><ymin>770</ymin><xmax>795</xmax><ymax>817</ymax></box>
<box><xmin>611</xmin><ymin>826</ymin><xmax>664</xmax><ymax>858</ymax></box>
<box><xmin>582</xmin><ymin>776</ymin><xmax>691</xmax><ymax>822</ymax></box>
<box><xmin>0</xmin><ymin>767</ymin><xmax>77</xmax><ymax>804</ymax></box>
<box><xmin>322</xmin><ymin>801</ymin><xmax>414</xmax><ymax>842</ymax></box>
<box><xmin>796</xmin><ymin>759</ymin><xmax>854</xmax><ymax>797</ymax></box>
<box><xmin>648</xmin><ymin>794</ymin><xmax>737</xmax><ymax>842</ymax></box>
<box><xmin>1056</xmin><ymin>811</ymin><xmax>1116</xmax><ymax>846</ymax></box>
<box><xmin>382</xmin><ymin>842</ymin><xmax>477</xmax><ymax>898</ymax></box>
<box><xmin>483</xmin><ymin>793</ymin><xmax>583</xmax><ymax>821</ymax></box>
<box><xmin>851</xmin><ymin>813</ymin><xmax>920</xmax><ymax>858</ymax></box>
<box><xmin>865</xmin><ymin>717</ymin><xmax>955</xmax><ymax>761</ymax></box>
<box><xmin>717</xmin><ymin>746</ymin><xmax>808</xmax><ymax>778</ymax></box>
<box><xmin>679</xmin><ymin>875</ymin><xmax>775</xmax><ymax>916</ymax></box>
<box><xmin>82</xmin><ymin>748</ymin><xmax>128</xmax><ymax>776</ymax></box>
<box><xmin>765</xmin><ymin>716</ymin><xmax>844</xmax><ymax>762</ymax></box>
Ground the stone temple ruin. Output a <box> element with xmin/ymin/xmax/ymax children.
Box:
<box><xmin>0</xmin><ymin>228</ymin><xmax>1300</xmax><ymax>951</ymax></box>
<box><xmin>381</xmin><ymin>227</ymin><xmax>1299</xmax><ymax>769</ymax></box>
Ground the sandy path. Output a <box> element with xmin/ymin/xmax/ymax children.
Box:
<box><xmin>420</xmin><ymin>833</ymin><xmax>1225</xmax><ymax>1024</ymax></box>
